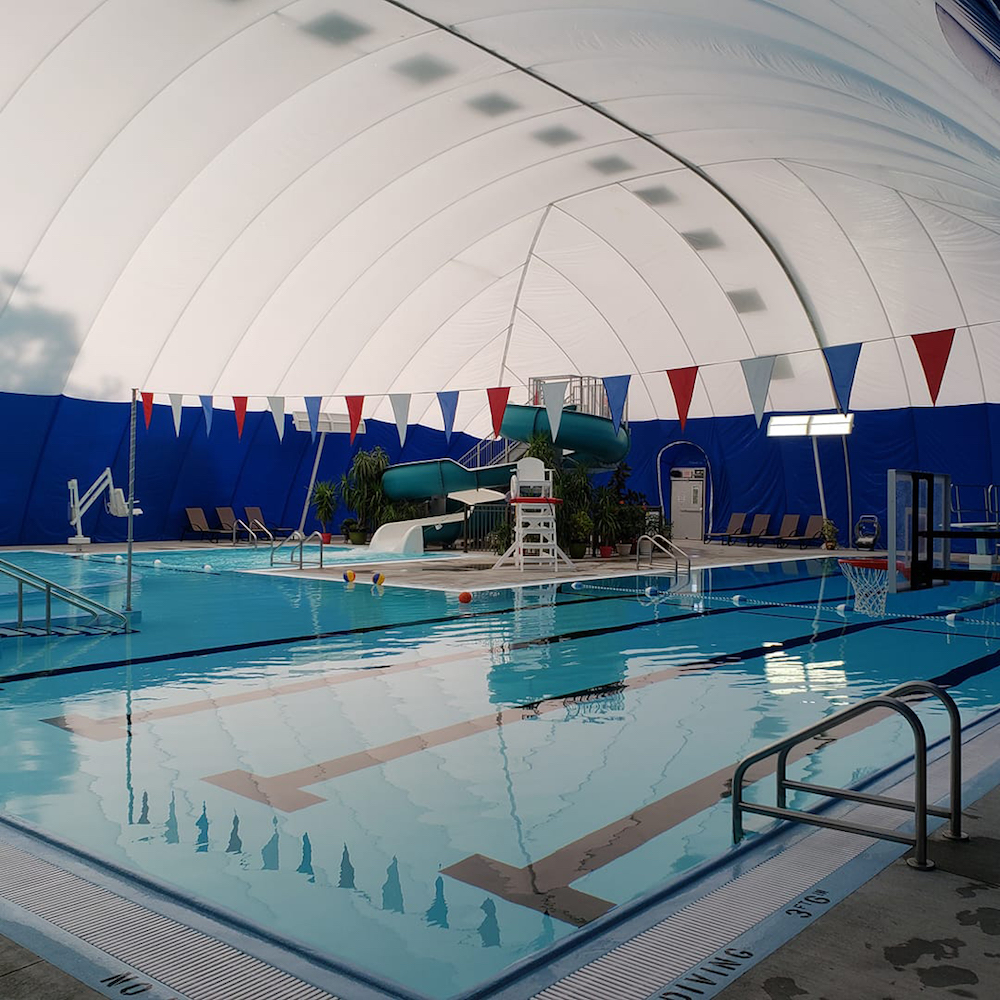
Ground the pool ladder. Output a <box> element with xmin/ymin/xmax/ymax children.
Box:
<box><xmin>732</xmin><ymin>680</ymin><xmax>967</xmax><ymax>870</ymax></box>
<box><xmin>636</xmin><ymin>534</ymin><xmax>691</xmax><ymax>582</ymax></box>
<box><xmin>0</xmin><ymin>556</ymin><xmax>131</xmax><ymax>637</ymax></box>
<box><xmin>269</xmin><ymin>530</ymin><xmax>325</xmax><ymax>569</ymax></box>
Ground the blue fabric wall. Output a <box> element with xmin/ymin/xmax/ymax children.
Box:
<box><xmin>1</xmin><ymin>390</ymin><xmax>993</xmax><ymax>547</ymax></box>
<box><xmin>0</xmin><ymin>392</ymin><xmax>477</xmax><ymax>545</ymax></box>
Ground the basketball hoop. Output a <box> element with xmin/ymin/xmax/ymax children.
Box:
<box><xmin>838</xmin><ymin>558</ymin><xmax>908</xmax><ymax>617</ymax></box>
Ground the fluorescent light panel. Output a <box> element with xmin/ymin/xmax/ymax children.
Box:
<box><xmin>291</xmin><ymin>412</ymin><xmax>365</xmax><ymax>435</ymax></box>
<box><xmin>767</xmin><ymin>413</ymin><xmax>854</xmax><ymax>437</ymax></box>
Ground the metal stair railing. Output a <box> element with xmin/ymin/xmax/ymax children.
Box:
<box><xmin>636</xmin><ymin>533</ymin><xmax>690</xmax><ymax>578</ymax></box>
<box><xmin>732</xmin><ymin>680</ymin><xmax>966</xmax><ymax>870</ymax></box>
<box><xmin>269</xmin><ymin>530</ymin><xmax>322</xmax><ymax>568</ymax></box>
<box><xmin>0</xmin><ymin>557</ymin><xmax>130</xmax><ymax>635</ymax></box>
<box><xmin>248</xmin><ymin>519</ymin><xmax>274</xmax><ymax>545</ymax></box>
<box><xmin>456</xmin><ymin>436</ymin><xmax>528</xmax><ymax>471</ymax></box>
<box><xmin>231</xmin><ymin>518</ymin><xmax>258</xmax><ymax>546</ymax></box>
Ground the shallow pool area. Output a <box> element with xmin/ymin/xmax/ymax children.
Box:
<box><xmin>3</xmin><ymin>551</ymin><xmax>1000</xmax><ymax>998</ymax></box>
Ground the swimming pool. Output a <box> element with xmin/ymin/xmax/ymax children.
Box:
<box><xmin>81</xmin><ymin>544</ymin><xmax>458</xmax><ymax>574</ymax></box>
<box><xmin>2</xmin><ymin>552</ymin><xmax>1000</xmax><ymax>998</ymax></box>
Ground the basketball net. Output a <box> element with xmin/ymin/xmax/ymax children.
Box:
<box><xmin>838</xmin><ymin>558</ymin><xmax>890</xmax><ymax>617</ymax></box>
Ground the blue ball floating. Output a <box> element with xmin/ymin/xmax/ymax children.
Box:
<box><xmin>644</xmin><ymin>586</ymin><xmax>659</xmax><ymax>598</ymax></box>
<box><xmin>570</xmin><ymin>581</ymin><xmax>583</xmax><ymax>590</ymax></box>
<box><xmin>372</xmin><ymin>572</ymin><xmax>385</xmax><ymax>586</ymax></box>
<box><xmin>343</xmin><ymin>570</ymin><xmax>356</xmax><ymax>583</ymax></box>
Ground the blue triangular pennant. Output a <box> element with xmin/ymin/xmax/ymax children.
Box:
<box><xmin>199</xmin><ymin>395</ymin><xmax>213</xmax><ymax>437</ymax></box>
<box><xmin>304</xmin><ymin>395</ymin><xmax>322</xmax><ymax>442</ymax></box>
<box><xmin>437</xmin><ymin>391</ymin><xmax>459</xmax><ymax>444</ymax></box>
<box><xmin>822</xmin><ymin>343</ymin><xmax>862</xmax><ymax>413</ymax></box>
<box><xmin>602</xmin><ymin>374</ymin><xmax>631</xmax><ymax>433</ymax></box>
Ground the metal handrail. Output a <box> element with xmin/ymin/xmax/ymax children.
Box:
<box><xmin>295</xmin><ymin>531</ymin><xmax>325</xmax><ymax>570</ymax></box>
<box><xmin>732</xmin><ymin>680</ymin><xmax>965</xmax><ymax>870</ymax></box>
<box><xmin>248</xmin><ymin>519</ymin><xmax>274</xmax><ymax>545</ymax></box>
<box><xmin>231</xmin><ymin>518</ymin><xmax>258</xmax><ymax>547</ymax></box>
<box><xmin>636</xmin><ymin>533</ymin><xmax>690</xmax><ymax>578</ymax></box>
<box><xmin>0</xmin><ymin>557</ymin><xmax>130</xmax><ymax>634</ymax></box>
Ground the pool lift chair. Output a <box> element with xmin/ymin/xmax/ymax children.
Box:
<box><xmin>68</xmin><ymin>467</ymin><xmax>142</xmax><ymax>544</ymax></box>
<box><xmin>854</xmin><ymin>514</ymin><xmax>881</xmax><ymax>551</ymax></box>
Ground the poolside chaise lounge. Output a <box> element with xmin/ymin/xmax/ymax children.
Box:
<box><xmin>758</xmin><ymin>514</ymin><xmax>800</xmax><ymax>547</ymax></box>
<box><xmin>786</xmin><ymin>514</ymin><xmax>825</xmax><ymax>548</ymax></box>
<box><xmin>181</xmin><ymin>507</ymin><xmax>229</xmax><ymax>542</ymax></box>
<box><xmin>244</xmin><ymin>506</ymin><xmax>296</xmax><ymax>539</ymax></box>
<box><xmin>704</xmin><ymin>512</ymin><xmax>746</xmax><ymax>544</ymax></box>
<box><xmin>730</xmin><ymin>513</ymin><xmax>771</xmax><ymax>545</ymax></box>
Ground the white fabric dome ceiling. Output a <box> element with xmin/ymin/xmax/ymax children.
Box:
<box><xmin>2</xmin><ymin>0</ymin><xmax>1000</xmax><ymax>437</ymax></box>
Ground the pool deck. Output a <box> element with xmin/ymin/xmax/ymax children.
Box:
<box><xmin>2</xmin><ymin>538</ymin><xmax>999</xmax><ymax>999</ymax></box>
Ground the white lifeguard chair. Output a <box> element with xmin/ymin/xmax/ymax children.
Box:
<box><xmin>493</xmin><ymin>458</ymin><xmax>573</xmax><ymax>571</ymax></box>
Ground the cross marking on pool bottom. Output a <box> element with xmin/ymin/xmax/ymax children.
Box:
<box><xmin>200</xmin><ymin>659</ymin><xmax>712</xmax><ymax>810</ymax></box>
<box><xmin>442</xmin><ymin>704</ymin><xmax>896</xmax><ymax>926</ymax></box>
<box><xmin>40</xmin><ymin>647</ymin><xmax>487</xmax><ymax>741</ymax></box>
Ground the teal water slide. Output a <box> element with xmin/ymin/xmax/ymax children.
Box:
<box><xmin>381</xmin><ymin>404</ymin><xmax>630</xmax><ymax>501</ymax></box>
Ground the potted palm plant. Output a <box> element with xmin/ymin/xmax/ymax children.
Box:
<box><xmin>310</xmin><ymin>481</ymin><xmax>337</xmax><ymax>543</ymax></box>
<box><xmin>567</xmin><ymin>511</ymin><xmax>593</xmax><ymax>560</ymax></box>
<box><xmin>592</xmin><ymin>486</ymin><xmax>620</xmax><ymax>558</ymax></box>
<box><xmin>339</xmin><ymin>447</ymin><xmax>391</xmax><ymax>542</ymax></box>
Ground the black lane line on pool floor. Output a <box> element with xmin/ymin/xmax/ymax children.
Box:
<box><xmin>0</xmin><ymin>591</ymin><xmax>636</xmax><ymax>685</ymax></box>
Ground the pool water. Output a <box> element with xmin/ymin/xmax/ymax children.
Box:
<box><xmin>82</xmin><ymin>544</ymin><xmax>457</xmax><ymax>573</ymax></box>
<box><xmin>2</xmin><ymin>552</ymin><xmax>1000</xmax><ymax>998</ymax></box>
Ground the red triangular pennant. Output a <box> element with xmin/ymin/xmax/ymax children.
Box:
<box><xmin>487</xmin><ymin>386</ymin><xmax>510</xmax><ymax>439</ymax></box>
<box><xmin>141</xmin><ymin>392</ymin><xmax>154</xmax><ymax>428</ymax></box>
<box><xmin>912</xmin><ymin>328</ymin><xmax>955</xmax><ymax>405</ymax></box>
<box><xmin>346</xmin><ymin>395</ymin><xmax>364</xmax><ymax>443</ymax></box>
<box><xmin>233</xmin><ymin>396</ymin><xmax>247</xmax><ymax>438</ymax></box>
<box><xmin>666</xmin><ymin>366</ymin><xmax>699</xmax><ymax>430</ymax></box>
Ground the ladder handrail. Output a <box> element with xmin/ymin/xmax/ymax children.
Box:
<box><xmin>0</xmin><ymin>557</ymin><xmax>130</xmax><ymax>633</ymax></box>
<box><xmin>732</xmin><ymin>680</ymin><xmax>964</xmax><ymax>869</ymax></box>
<box><xmin>295</xmin><ymin>531</ymin><xmax>325</xmax><ymax>570</ymax></box>
<box><xmin>636</xmin><ymin>533</ymin><xmax>690</xmax><ymax>577</ymax></box>
<box><xmin>269</xmin><ymin>529</ymin><xmax>304</xmax><ymax>565</ymax></box>
<box><xmin>248</xmin><ymin>519</ymin><xmax>274</xmax><ymax>545</ymax></box>
<box><xmin>231</xmin><ymin>518</ymin><xmax>258</xmax><ymax>547</ymax></box>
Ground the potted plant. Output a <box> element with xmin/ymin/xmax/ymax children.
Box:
<box><xmin>567</xmin><ymin>510</ymin><xmax>593</xmax><ymax>560</ymax></box>
<box><xmin>339</xmin><ymin>447</ymin><xmax>391</xmax><ymax>541</ymax></box>
<box><xmin>340</xmin><ymin>517</ymin><xmax>359</xmax><ymax>543</ymax></box>
<box><xmin>310</xmin><ymin>481</ymin><xmax>338</xmax><ymax>543</ymax></box>
<box><xmin>592</xmin><ymin>486</ymin><xmax>620</xmax><ymax>558</ymax></box>
<box><xmin>821</xmin><ymin>518</ymin><xmax>838</xmax><ymax>549</ymax></box>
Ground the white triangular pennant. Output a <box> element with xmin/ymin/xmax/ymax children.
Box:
<box><xmin>741</xmin><ymin>356</ymin><xmax>776</xmax><ymax>427</ymax></box>
<box><xmin>169</xmin><ymin>394</ymin><xmax>183</xmax><ymax>437</ymax></box>
<box><xmin>390</xmin><ymin>393</ymin><xmax>411</xmax><ymax>448</ymax></box>
<box><xmin>542</xmin><ymin>380</ymin><xmax>568</xmax><ymax>443</ymax></box>
<box><xmin>267</xmin><ymin>396</ymin><xmax>285</xmax><ymax>441</ymax></box>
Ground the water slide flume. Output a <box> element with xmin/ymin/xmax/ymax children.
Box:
<box><xmin>370</xmin><ymin>405</ymin><xmax>630</xmax><ymax>554</ymax></box>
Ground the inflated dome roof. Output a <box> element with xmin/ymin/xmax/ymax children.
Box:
<box><xmin>3</xmin><ymin>0</ymin><xmax>1000</xmax><ymax>436</ymax></box>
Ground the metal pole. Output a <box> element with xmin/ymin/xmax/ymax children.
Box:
<box><xmin>842</xmin><ymin>436</ymin><xmax>853</xmax><ymax>549</ymax></box>
<box><xmin>126</xmin><ymin>388</ymin><xmax>137</xmax><ymax>613</ymax></box>
<box><xmin>812</xmin><ymin>436</ymin><xmax>828</xmax><ymax>521</ymax></box>
<box><xmin>299</xmin><ymin>431</ymin><xmax>327</xmax><ymax>536</ymax></box>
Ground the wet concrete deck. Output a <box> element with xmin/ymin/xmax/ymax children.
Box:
<box><xmin>717</xmin><ymin>784</ymin><xmax>1000</xmax><ymax>1000</ymax></box>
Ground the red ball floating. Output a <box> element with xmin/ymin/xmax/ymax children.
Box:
<box><xmin>458</xmin><ymin>591</ymin><xmax>472</xmax><ymax>604</ymax></box>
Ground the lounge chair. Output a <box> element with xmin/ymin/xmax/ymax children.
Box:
<box><xmin>730</xmin><ymin>513</ymin><xmax>770</xmax><ymax>545</ymax></box>
<box><xmin>244</xmin><ymin>506</ymin><xmax>296</xmax><ymax>540</ymax></box>
<box><xmin>758</xmin><ymin>514</ymin><xmax>800</xmax><ymax>547</ymax></box>
<box><xmin>216</xmin><ymin>506</ymin><xmax>253</xmax><ymax>542</ymax></box>
<box><xmin>704</xmin><ymin>513</ymin><xmax>746</xmax><ymax>545</ymax></box>
<box><xmin>786</xmin><ymin>514</ymin><xmax>824</xmax><ymax>548</ymax></box>
<box><xmin>181</xmin><ymin>507</ymin><xmax>228</xmax><ymax>542</ymax></box>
